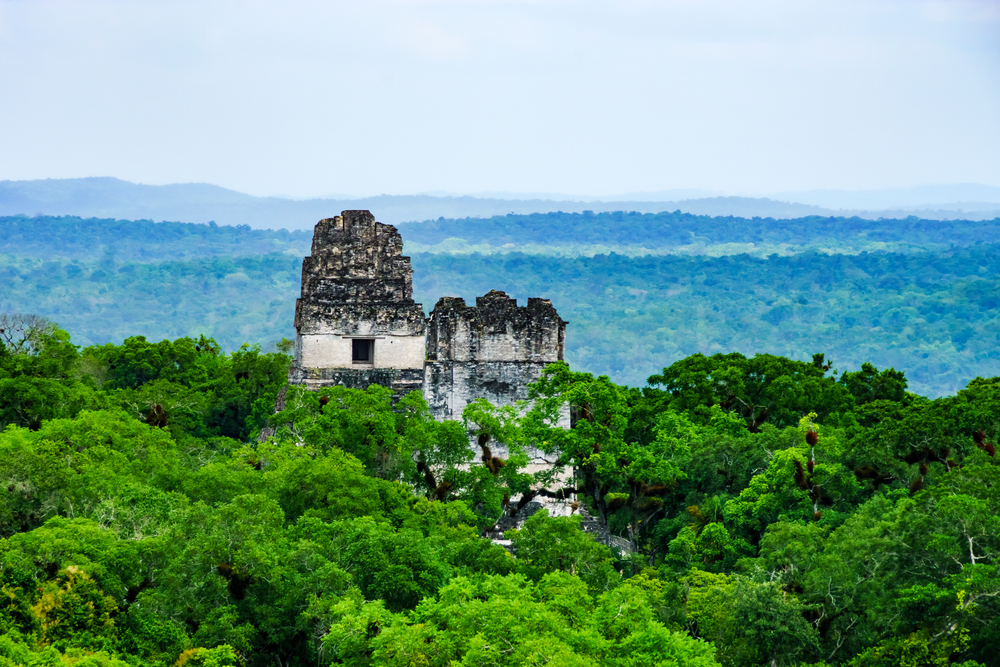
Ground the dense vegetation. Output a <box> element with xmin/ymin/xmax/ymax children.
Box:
<box><xmin>398</xmin><ymin>211</ymin><xmax>1000</xmax><ymax>256</ymax></box>
<box><xmin>3</xmin><ymin>215</ymin><xmax>999</xmax><ymax>394</ymax></box>
<box><xmin>0</xmin><ymin>253</ymin><xmax>300</xmax><ymax>353</ymax></box>
<box><xmin>412</xmin><ymin>248</ymin><xmax>1000</xmax><ymax>396</ymax></box>
<box><xmin>0</xmin><ymin>215</ymin><xmax>311</xmax><ymax>261</ymax></box>
<box><xmin>9</xmin><ymin>211</ymin><xmax>1000</xmax><ymax>262</ymax></box>
<box><xmin>1</xmin><ymin>316</ymin><xmax>998</xmax><ymax>667</ymax></box>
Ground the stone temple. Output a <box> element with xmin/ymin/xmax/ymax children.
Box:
<box><xmin>286</xmin><ymin>211</ymin><xmax>634</xmax><ymax>553</ymax></box>
<box><xmin>288</xmin><ymin>210</ymin><xmax>567</xmax><ymax>420</ymax></box>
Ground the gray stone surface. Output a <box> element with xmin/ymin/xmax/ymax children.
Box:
<box><xmin>423</xmin><ymin>290</ymin><xmax>566</xmax><ymax>420</ymax></box>
<box><xmin>287</xmin><ymin>366</ymin><xmax>425</xmax><ymax>402</ymax></box>
<box><xmin>425</xmin><ymin>291</ymin><xmax>566</xmax><ymax>364</ymax></box>
<box><xmin>288</xmin><ymin>210</ymin><xmax>568</xmax><ymax>422</ymax></box>
<box><xmin>290</xmin><ymin>211</ymin><xmax>427</xmax><ymax>396</ymax></box>
<box><xmin>295</xmin><ymin>210</ymin><xmax>425</xmax><ymax>336</ymax></box>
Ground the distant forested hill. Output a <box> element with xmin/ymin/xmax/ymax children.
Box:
<box><xmin>9</xmin><ymin>211</ymin><xmax>1000</xmax><ymax>262</ymax></box>
<box><xmin>399</xmin><ymin>210</ymin><xmax>1000</xmax><ymax>256</ymax></box>
<box><xmin>2</xmin><ymin>178</ymin><xmax>832</xmax><ymax>228</ymax></box>
<box><xmin>0</xmin><ymin>253</ymin><xmax>301</xmax><ymax>350</ymax></box>
<box><xmin>0</xmin><ymin>214</ymin><xmax>311</xmax><ymax>260</ymax></box>
<box><xmin>2</xmin><ymin>214</ymin><xmax>999</xmax><ymax>395</ymax></box>
<box><xmin>411</xmin><ymin>249</ymin><xmax>1000</xmax><ymax>396</ymax></box>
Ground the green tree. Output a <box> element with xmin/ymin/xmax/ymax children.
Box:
<box><xmin>508</xmin><ymin>509</ymin><xmax>619</xmax><ymax>592</ymax></box>
<box><xmin>647</xmin><ymin>352</ymin><xmax>854</xmax><ymax>431</ymax></box>
<box><xmin>270</xmin><ymin>385</ymin><xmax>413</xmax><ymax>480</ymax></box>
<box><xmin>839</xmin><ymin>363</ymin><xmax>908</xmax><ymax>405</ymax></box>
<box><xmin>0</xmin><ymin>317</ymin><xmax>97</xmax><ymax>431</ymax></box>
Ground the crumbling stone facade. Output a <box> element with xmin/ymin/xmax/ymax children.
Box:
<box><xmin>289</xmin><ymin>211</ymin><xmax>427</xmax><ymax>398</ymax></box>
<box><xmin>288</xmin><ymin>210</ymin><xmax>567</xmax><ymax>420</ymax></box>
<box><xmin>424</xmin><ymin>291</ymin><xmax>566</xmax><ymax>420</ymax></box>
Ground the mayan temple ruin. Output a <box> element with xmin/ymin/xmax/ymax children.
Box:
<box><xmin>288</xmin><ymin>210</ymin><xmax>568</xmax><ymax>421</ymax></box>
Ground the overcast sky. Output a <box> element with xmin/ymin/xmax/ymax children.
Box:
<box><xmin>1</xmin><ymin>0</ymin><xmax>998</xmax><ymax>198</ymax></box>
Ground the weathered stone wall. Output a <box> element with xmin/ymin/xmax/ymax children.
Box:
<box><xmin>295</xmin><ymin>210</ymin><xmax>425</xmax><ymax>337</ymax></box>
<box><xmin>290</xmin><ymin>211</ymin><xmax>426</xmax><ymax>396</ymax></box>
<box><xmin>423</xmin><ymin>290</ymin><xmax>567</xmax><ymax>421</ymax></box>
<box><xmin>423</xmin><ymin>360</ymin><xmax>548</xmax><ymax>418</ymax></box>
<box><xmin>297</xmin><ymin>211</ymin><xmax>420</xmax><ymax>326</ymax></box>
<box><xmin>287</xmin><ymin>366</ymin><xmax>425</xmax><ymax>401</ymax></box>
<box><xmin>298</xmin><ymin>333</ymin><xmax>425</xmax><ymax>370</ymax></box>
<box><xmin>288</xmin><ymin>212</ymin><xmax>568</xmax><ymax>424</ymax></box>
<box><xmin>425</xmin><ymin>290</ymin><xmax>565</xmax><ymax>364</ymax></box>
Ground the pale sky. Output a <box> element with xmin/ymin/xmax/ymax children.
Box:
<box><xmin>1</xmin><ymin>0</ymin><xmax>998</xmax><ymax>198</ymax></box>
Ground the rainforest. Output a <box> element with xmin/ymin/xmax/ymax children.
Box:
<box><xmin>1</xmin><ymin>212</ymin><xmax>999</xmax><ymax>667</ymax></box>
<box><xmin>3</xmin><ymin>213</ymin><xmax>999</xmax><ymax>396</ymax></box>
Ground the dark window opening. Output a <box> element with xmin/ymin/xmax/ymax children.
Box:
<box><xmin>352</xmin><ymin>339</ymin><xmax>373</xmax><ymax>363</ymax></box>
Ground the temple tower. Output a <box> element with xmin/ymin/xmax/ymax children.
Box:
<box><xmin>288</xmin><ymin>211</ymin><xmax>426</xmax><ymax>398</ymax></box>
<box><xmin>287</xmin><ymin>210</ymin><xmax>568</xmax><ymax>423</ymax></box>
<box><xmin>423</xmin><ymin>290</ymin><xmax>567</xmax><ymax>420</ymax></box>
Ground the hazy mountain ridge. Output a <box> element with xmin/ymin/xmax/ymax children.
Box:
<box><xmin>3</xmin><ymin>177</ymin><xmax>999</xmax><ymax>229</ymax></box>
<box><xmin>427</xmin><ymin>184</ymin><xmax>1000</xmax><ymax>209</ymax></box>
<box><xmin>771</xmin><ymin>183</ymin><xmax>1000</xmax><ymax>209</ymax></box>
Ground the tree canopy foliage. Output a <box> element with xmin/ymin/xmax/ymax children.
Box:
<box><xmin>398</xmin><ymin>209</ymin><xmax>1000</xmax><ymax>255</ymax></box>
<box><xmin>0</xmin><ymin>215</ymin><xmax>310</xmax><ymax>261</ymax></box>
<box><xmin>1</xmin><ymin>320</ymin><xmax>998</xmax><ymax>666</ymax></box>
<box><xmin>411</xmin><ymin>247</ymin><xmax>1000</xmax><ymax>395</ymax></box>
